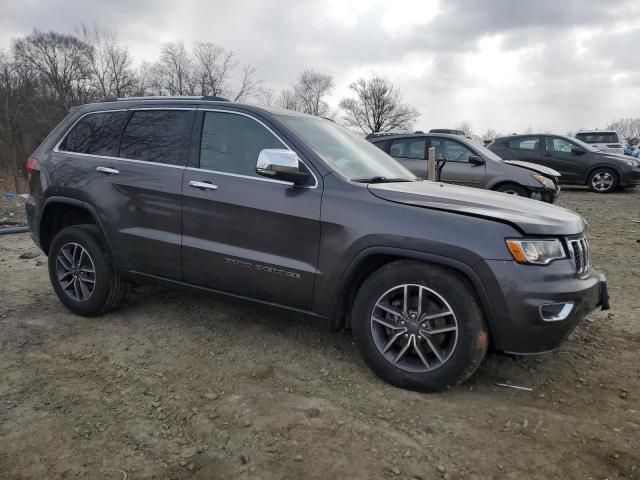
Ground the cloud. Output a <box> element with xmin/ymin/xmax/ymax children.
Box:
<box><xmin>1</xmin><ymin>0</ymin><xmax>639</xmax><ymax>133</ymax></box>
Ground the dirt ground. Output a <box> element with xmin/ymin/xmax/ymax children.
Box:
<box><xmin>0</xmin><ymin>188</ymin><xmax>638</xmax><ymax>480</ymax></box>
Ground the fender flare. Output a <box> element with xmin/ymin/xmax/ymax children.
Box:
<box><xmin>332</xmin><ymin>246</ymin><xmax>503</xmax><ymax>347</ymax></box>
<box><xmin>40</xmin><ymin>196</ymin><xmax>115</xmax><ymax>258</ymax></box>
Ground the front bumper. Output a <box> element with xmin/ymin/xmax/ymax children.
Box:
<box><xmin>475</xmin><ymin>259</ymin><xmax>607</xmax><ymax>354</ymax></box>
<box><xmin>620</xmin><ymin>167</ymin><xmax>640</xmax><ymax>186</ymax></box>
<box><xmin>530</xmin><ymin>184</ymin><xmax>560</xmax><ymax>204</ymax></box>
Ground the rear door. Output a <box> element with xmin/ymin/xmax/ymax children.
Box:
<box><xmin>81</xmin><ymin>108</ymin><xmax>195</xmax><ymax>279</ymax></box>
<box><xmin>503</xmin><ymin>136</ymin><xmax>542</xmax><ymax>163</ymax></box>
<box><xmin>388</xmin><ymin>137</ymin><xmax>428</xmax><ymax>178</ymax></box>
<box><xmin>542</xmin><ymin>136</ymin><xmax>586</xmax><ymax>182</ymax></box>
<box><xmin>181</xmin><ymin>109</ymin><xmax>322</xmax><ymax>310</ymax></box>
<box><xmin>429</xmin><ymin>137</ymin><xmax>485</xmax><ymax>187</ymax></box>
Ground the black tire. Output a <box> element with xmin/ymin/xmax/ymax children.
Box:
<box><xmin>48</xmin><ymin>225</ymin><xmax>127</xmax><ymax>316</ymax></box>
<box><xmin>494</xmin><ymin>183</ymin><xmax>528</xmax><ymax>197</ymax></box>
<box><xmin>587</xmin><ymin>168</ymin><xmax>618</xmax><ymax>193</ymax></box>
<box><xmin>351</xmin><ymin>260</ymin><xmax>489</xmax><ymax>392</ymax></box>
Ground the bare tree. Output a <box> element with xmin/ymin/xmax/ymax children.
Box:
<box><xmin>454</xmin><ymin>121</ymin><xmax>473</xmax><ymax>136</ymax></box>
<box><xmin>233</xmin><ymin>65</ymin><xmax>262</xmax><ymax>102</ymax></box>
<box><xmin>13</xmin><ymin>30</ymin><xmax>93</xmax><ymax>107</ymax></box>
<box><xmin>482</xmin><ymin>128</ymin><xmax>498</xmax><ymax>139</ymax></box>
<box><xmin>155</xmin><ymin>41</ymin><xmax>195</xmax><ymax>96</ymax></box>
<box><xmin>339</xmin><ymin>74</ymin><xmax>419</xmax><ymax>134</ymax></box>
<box><xmin>255</xmin><ymin>87</ymin><xmax>275</xmax><ymax>107</ymax></box>
<box><xmin>192</xmin><ymin>42</ymin><xmax>233</xmax><ymax>97</ymax></box>
<box><xmin>277</xmin><ymin>88</ymin><xmax>301</xmax><ymax>111</ymax></box>
<box><xmin>293</xmin><ymin>68</ymin><xmax>333</xmax><ymax>116</ymax></box>
<box><xmin>607</xmin><ymin>118</ymin><xmax>640</xmax><ymax>140</ymax></box>
<box><xmin>81</xmin><ymin>25</ymin><xmax>136</xmax><ymax>99</ymax></box>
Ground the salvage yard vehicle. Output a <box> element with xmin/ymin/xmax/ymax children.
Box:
<box><xmin>368</xmin><ymin>132</ymin><xmax>560</xmax><ymax>202</ymax></box>
<box><xmin>575</xmin><ymin>130</ymin><xmax>625</xmax><ymax>155</ymax></box>
<box><xmin>26</xmin><ymin>97</ymin><xmax>608</xmax><ymax>392</ymax></box>
<box><xmin>489</xmin><ymin>134</ymin><xmax>640</xmax><ymax>193</ymax></box>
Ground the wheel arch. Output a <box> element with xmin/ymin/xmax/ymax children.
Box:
<box><xmin>331</xmin><ymin>247</ymin><xmax>502</xmax><ymax>347</ymax></box>
<box><xmin>39</xmin><ymin>197</ymin><xmax>110</xmax><ymax>256</ymax></box>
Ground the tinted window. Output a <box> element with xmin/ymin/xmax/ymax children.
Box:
<box><xmin>431</xmin><ymin>138</ymin><xmax>475</xmax><ymax>163</ymax></box>
<box><xmin>389</xmin><ymin>138</ymin><xmax>426</xmax><ymax>159</ymax></box>
<box><xmin>575</xmin><ymin>132</ymin><xmax>619</xmax><ymax>144</ymax></box>
<box><xmin>545</xmin><ymin>137</ymin><xmax>574</xmax><ymax>153</ymax></box>
<box><xmin>60</xmin><ymin>111</ymin><xmax>129</xmax><ymax>156</ymax></box>
<box><xmin>199</xmin><ymin>112</ymin><xmax>284</xmax><ymax>177</ymax></box>
<box><xmin>120</xmin><ymin>110</ymin><xmax>194</xmax><ymax>165</ymax></box>
<box><xmin>508</xmin><ymin>137</ymin><xmax>539</xmax><ymax>150</ymax></box>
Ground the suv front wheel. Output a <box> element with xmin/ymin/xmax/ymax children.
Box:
<box><xmin>588</xmin><ymin>168</ymin><xmax>618</xmax><ymax>193</ymax></box>
<box><xmin>48</xmin><ymin>225</ymin><xmax>127</xmax><ymax>316</ymax></box>
<box><xmin>352</xmin><ymin>261</ymin><xmax>488</xmax><ymax>392</ymax></box>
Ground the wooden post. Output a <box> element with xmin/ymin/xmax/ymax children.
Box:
<box><xmin>427</xmin><ymin>147</ymin><xmax>436</xmax><ymax>181</ymax></box>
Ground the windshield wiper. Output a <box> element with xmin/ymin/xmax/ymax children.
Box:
<box><xmin>352</xmin><ymin>176</ymin><xmax>415</xmax><ymax>184</ymax></box>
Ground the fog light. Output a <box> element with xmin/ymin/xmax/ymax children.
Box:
<box><xmin>539</xmin><ymin>302</ymin><xmax>574</xmax><ymax>322</ymax></box>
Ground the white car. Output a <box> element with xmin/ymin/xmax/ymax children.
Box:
<box><xmin>575</xmin><ymin>130</ymin><xmax>625</xmax><ymax>155</ymax></box>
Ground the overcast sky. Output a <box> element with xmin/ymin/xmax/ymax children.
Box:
<box><xmin>1</xmin><ymin>0</ymin><xmax>639</xmax><ymax>135</ymax></box>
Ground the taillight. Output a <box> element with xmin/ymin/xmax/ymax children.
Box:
<box><xmin>26</xmin><ymin>157</ymin><xmax>39</xmax><ymax>175</ymax></box>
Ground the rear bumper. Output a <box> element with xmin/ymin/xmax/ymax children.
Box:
<box><xmin>475</xmin><ymin>259</ymin><xmax>607</xmax><ymax>354</ymax></box>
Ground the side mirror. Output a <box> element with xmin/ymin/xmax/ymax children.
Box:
<box><xmin>256</xmin><ymin>149</ymin><xmax>310</xmax><ymax>186</ymax></box>
<box><xmin>571</xmin><ymin>147</ymin><xmax>585</xmax><ymax>155</ymax></box>
<box><xmin>468</xmin><ymin>155</ymin><xmax>486</xmax><ymax>165</ymax></box>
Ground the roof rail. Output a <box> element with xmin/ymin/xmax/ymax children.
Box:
<box><xmin>365</xmin><ymin>132</ymin><xmax>400</xmax><ymax>139</ymax></box>
<box><xmin>106</xmin><ymin>95</ymin><xmax>231</xmax><ymax>102</ymax></box>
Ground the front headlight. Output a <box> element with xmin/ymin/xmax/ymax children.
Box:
<box><xmin>506</xmin><ymin>239</ymin><xmax>566</xmax><ymax>265</ymax></box>
<box><xmin>532</xmin><ymin>174</ymin><xmax>556</xmax><ymax>189</ymax></box>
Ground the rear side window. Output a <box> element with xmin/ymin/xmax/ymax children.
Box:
<box><xmin>389</xmin><ymin>138</ymin><xmax>426</xmax><ymax>159</ymax></box>
<box><xmin>508</xmin><ymin>137</ymin><xmax>539</xmax><ymax>150</ymax></box>
<box><xmin>199</xmin><ymin>111</ymin><xmax>284</xmax><ymax>177</ymax></box>
<box><xmin>575</xmin><ymin>132</ymin><xmax>619</xmax><ymax>144</ymax></box>
<box><xmin>60</xmin><ymin>111</ymin><xmax>129</xmax><ymax>156</ymax></box>
<box><xmin>120</xmin><ymin>110</ymin><xmax>195</xmax><ymax>165</ymax></box>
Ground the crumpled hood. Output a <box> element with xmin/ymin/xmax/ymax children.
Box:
<box><xmin>368</xmin><ymin>181</ymin><xmax>586</xmax><ymax>235</ymax></box>
<box><xmin>502</xmin><ymin>160</ymin><xmax>561</xmax><ymax>178</ymax></box>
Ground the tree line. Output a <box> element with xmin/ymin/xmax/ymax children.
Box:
<box><xmin>0</xmin><ymin>27</ymin><xmax>420</xmax><ymax>190</ymax></box>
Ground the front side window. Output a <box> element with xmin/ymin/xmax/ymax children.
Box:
<box><xmin>199</xmin><ymin>111</ymin><xmax>284</xmax><ymax>177</ymax></box>
<box><xmin>431</xmin><ymin>138</ymin><xmax>475</xmax><ymax>163</ymax></box>
<box><xmin>60</xmin><ymin>111</ymin><xmax>129</xmax><ymax>156</ymax></box>
<box><xmin>546</xmin><ymin>137</ymin><xmax>574</xmax><ymax>153</ymax></box>
<box><xmin>508</xmin><ymin>137</ymin><xmax>539</xmax><ymax>150</ymax></box>
<box><xmin>389</xmin><ymin>138</ymin><xmax>426</xmax><ymax>160</ymax></box>
<box><xmin>120</xmin><ymin>110</ymin><xmax>195</xmax><ymax>165</ymax></box>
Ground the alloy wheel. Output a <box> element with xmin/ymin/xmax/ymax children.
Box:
<box><xmin>55</xmin><ymin>242</ymin><xmax>97</xmax><ymax>302</ymax></box>
<box><xmin>370</xmin><ymin>284</ymin><xmax>459</xmax><ymax>373</ymax></box>
<box><xmin>591</xmin><ymin>172</ymin><xmax>614</xmax><ymax>192</ymax></box>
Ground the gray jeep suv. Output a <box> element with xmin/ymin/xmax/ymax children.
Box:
<box><xmin>26</xmin><ymin>97</ymin><xmax>608</xmax><ymax>392</ymax></box>
<box><xmin>369</xmin><ymin>132</ymin><xmax>560</xmax><ymax>202</ymax></box>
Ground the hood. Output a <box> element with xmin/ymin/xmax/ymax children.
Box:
<box><xmin>368</xmin><ymin>181</ymin><xmax>585</xmax><ymax>235</ymax></box>
<box><xmin>502</xmin><ymin>160</ymin><xmax>560</xmax><ymax>178</ymax></box>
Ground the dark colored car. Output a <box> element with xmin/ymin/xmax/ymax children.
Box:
<box><xmin>368</xmin><ymin>132</ymin><xmax>560</xmax><ymax>202</ymax></box>
<box><xmin>26</xmin><ymin>97</ymin><xmax>608</xmax><ymax>392</ymax></box>
<box><xmin>489</xmin><ymin>134</ymin><xmax>640</xmax><ymax>193</ymax></box>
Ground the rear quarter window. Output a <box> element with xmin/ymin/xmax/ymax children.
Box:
<box><xmin>59</xmin><ymin>111</ymin><xmax>129</xmax><ymax>156</ymax></box>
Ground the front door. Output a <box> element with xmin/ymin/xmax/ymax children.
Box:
<box><xmin>542</xmin><ymin>136</ymin><xmax>586</xmax><ymax>183</ymax></box>
<box><xmin>181</xmin><ymin>110</ymin><xmax>322</xmax><ymax>310</ymax></box>
<box><xmin>430</xmin><ymin>137</ymin><xmax>485</xmax><ymax>187</ymax></box>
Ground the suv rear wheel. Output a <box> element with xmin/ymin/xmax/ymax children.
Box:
<box><xmin>48</xmin><ymin>225</ymin><xmax>126</xmax><ymax>316</ymax></box>
<box><xmin>588</xmin><ymin>168</ymin><xmax>618</xmax><ymax>193</ymax></box>
<box><xmin>351</xmin><ymin>260</ymin><xmax>488</xmax><ymax>392</ymax></box>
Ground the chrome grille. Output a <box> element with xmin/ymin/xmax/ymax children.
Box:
<box><xmin>567</xmin><ymin>237</ymin><xmax>590</xmax><ymax>276</ymax></box>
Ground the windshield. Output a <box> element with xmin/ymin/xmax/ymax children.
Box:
<box><xmin>473</xmin><ymin>142</ymin><xmax>504</xmax><ymax>162</ymax></box>
<box><xmin>277</xmin><ymin>115</ymin><xmax>416</xmax><ymax>182</ymax></box>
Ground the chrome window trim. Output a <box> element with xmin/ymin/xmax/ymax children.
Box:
<box><xmin>52</xmin><ymin>106</ymin><xmax>319</xmax><ymax>188</ymax></box>
<box><xmin>198</xmin><ymin>108</ymin><xmax>319</xmax><ymax>189</ymax></box>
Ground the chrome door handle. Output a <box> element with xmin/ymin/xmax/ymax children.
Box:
<box><xmin>96</xmin><ymin>166</ymin><xmax>119</xmax><ymax>175</ymax></box>
<box><xmin>189</xmin><ymin>180</ymin><xmax>218</xmax><ymax>191</ymax></box>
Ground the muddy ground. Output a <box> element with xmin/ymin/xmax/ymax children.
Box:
<box><xmin>0</xmin><ymin>188</ymin><xmax>638</xmax><ymax>480</ymax></box>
